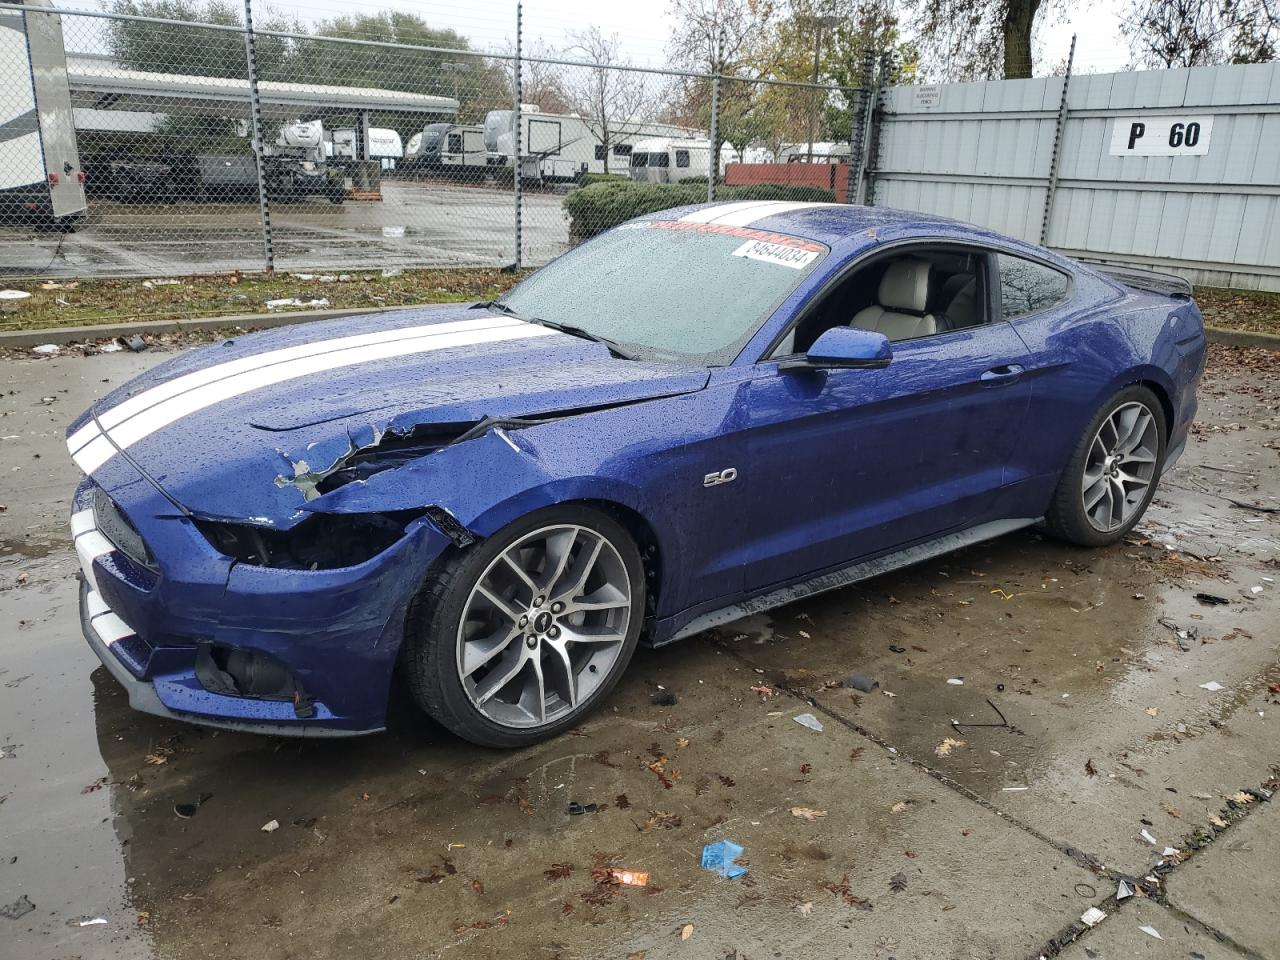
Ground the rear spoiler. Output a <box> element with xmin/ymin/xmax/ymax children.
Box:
<box><xmin>1090</xmin><ymin>263</ymin><xmax>1193</xmax><ymax>299</ymax></box>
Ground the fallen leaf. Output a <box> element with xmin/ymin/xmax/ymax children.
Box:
<box><xmin>614</xmin><ymin>793</ymin><xmax>630</xmax><ymax>809</ymax></box>
<box><xmin>890</xmin><ymin>800</ymin><xmax>912</xmax><ymax>814</ymax></box>
<box><xmin>935</xmin><ymin>737</ymin><xmax>966</xmax><ymax>757</ymax></box>
<box><xmin>471</xmin><ymin>879</ymin><xmax>484</xmax><ymax>895</ymax></box>
<box><xmin>674</xmin><ymin>737</ymin><xmax>690</xmax><ymax>749</ymax></box>
<box><xmin>1208</xmin><ymin>814</ymin><xmax>1229</xmax><ymax>828</ymax></box>
<box><xmin>143</xmin><ymin>754</ymin><xmax>169</xmax><ymax>765</ymax></box>
<box><xmin>1230</xmin><ymin>791</ymin><xmax>1256</xmax><ymax>805</ymax></box>
<box><xmin>795</xmin><ymin>901</ymin><xmax>813</xmax><ymax>916</ymax></box>
<box><xmin>1085</xmin><ymin>758</ymin><xmax>1098</xmax><ymax>777</ymax></box>
<box><xmin>679</xmin><ymin>923</ymin><xmax>694</xmax><ymax>941</ymax></box>
<box><xmin>849</xmin><ymin>748</ymin><xmax>865</xmax><ymax>760</ymax></box>
<box><xmin>1145</xmin><ymin>706</ymin><xmax>1159</xmax><ymax>718</ymax></box>
<box><xmin>627</xmin><ymin>952</ymin><xmax>647</xmax><ymax>959</ymax></box>
<box><xmin>790</xmin><ymin>806</ymin><xmax>827</xmax><ymax>821</ymax></box>
<box><xmin>543</xmin><ymin>863</ymin><xmax>574</xmax><ymax>881</ymax></box>
<box><xmin>888</xmin><ymin>871</ymin><xmax>908</xmax><ymax>893</ymax></box>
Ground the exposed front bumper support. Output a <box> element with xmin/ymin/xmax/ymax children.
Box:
<box><xmin>78</xmin><ymin>578</ymin><xmax>379</xmax><ymax>738</ymax></box>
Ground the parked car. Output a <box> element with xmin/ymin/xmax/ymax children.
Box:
<box><xmin>66</xmin><ymin>201</ymin><xmax>1205</xmax><ymax>746</ymax></box>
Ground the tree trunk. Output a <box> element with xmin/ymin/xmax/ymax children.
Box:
<box><xmin>1003</xmin><ymin>0</ymin><xmax>1041</xmax><ymax>79</ymax></box>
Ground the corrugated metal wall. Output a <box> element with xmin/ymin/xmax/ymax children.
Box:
<box><xmin>871</xmin><ymin>62</ymin><xmax>1280</xmax><ymax>291</ymax></box>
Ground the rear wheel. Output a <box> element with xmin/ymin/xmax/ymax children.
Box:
<box><xmin>1045</xmin><ymin>385</ymin><xmax>1166</xmax><ymax>547</ymax></box>
<box><xmin>403</xmin><ymin>505</ymin><xmax>644</xmax><ymax>748</ymax></box>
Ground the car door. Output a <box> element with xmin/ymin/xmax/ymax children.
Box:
<box><xmin>736</xmin><ymin>246</ymin><xmax>1034</xmax><ymax>592</ymax></box>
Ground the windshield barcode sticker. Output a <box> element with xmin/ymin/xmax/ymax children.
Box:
<box><xmin>732</xmin><ymin>239</ymin><xmax>820</xmax><ymax>269</ymax></box>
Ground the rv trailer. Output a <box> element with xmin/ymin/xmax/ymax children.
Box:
<box><xmin>0</xmin><ymin>0</ymin><xmax>86</xmax><ymax>227</ymax></box>
<box><xmin>484</xmin><ymin>107</ymin><xmax>703</xmax><ymax>183</ymax></box>
<box><xmin>627</xmin><ymin>137</ymin><xmax>741</xmax><ymax>184</ymax></box>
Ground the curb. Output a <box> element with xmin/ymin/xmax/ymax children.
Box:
<box><xmin>0</xmin><ymin>305</ymin><xmax>401</xmax><ymax>350</ymax></box>
<box><xmin>1204</xmin><ymin>325</ymin><xmax>1280</xmax><ymax>350</ymax></box>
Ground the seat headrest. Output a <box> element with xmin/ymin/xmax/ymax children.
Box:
<box><xmin>878</xmin><ymin>259</ymin><xmax>932</xmax><ymax>314</ymax></box>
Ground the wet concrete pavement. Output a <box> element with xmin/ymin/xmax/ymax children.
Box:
<box><xmin>0</xmin><ymin>181</ymin><xmax>571</xmax><ymax>278</ymax></box>
<box><xmin>1</xmin><ymin>342</ymin><xmax>1277</xmax><ymax>960</ymax></box>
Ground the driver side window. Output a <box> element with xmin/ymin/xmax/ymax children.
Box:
<box><xmin>769</xmin><ymin>247</ymin><xmax>991</xmax><ymax>359</ymax></box>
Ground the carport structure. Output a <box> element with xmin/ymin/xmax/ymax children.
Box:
<box><xmin>66</xmin><ymin>53</ymin><xmax>459</xmax><ymax>163</ymax></box>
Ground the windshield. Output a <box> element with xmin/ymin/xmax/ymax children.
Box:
<box><xmin>500</xmin><ymin>220</ymin><xmax>828</xmax><ymax>365</ymax></box>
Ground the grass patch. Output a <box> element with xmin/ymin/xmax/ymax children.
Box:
<box><xmin>1194</xmin><ymin>287</ymin><xmax>1280</xmax><ymax>336</ymax></box>
<box><xmin>0</xmin><ymin>268</ymin><xmax>522</xmax><ymax>333</ymax></box>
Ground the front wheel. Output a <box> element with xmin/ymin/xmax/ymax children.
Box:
<box><xmin>1045</xmin><ymin>385</ymin><xmax>1167</xmax><ymax>547</ymax></box>
<box><xmin>403</xmin><ymin>505</ymin><xmax>644</xmax><ymax>748</ymax></box>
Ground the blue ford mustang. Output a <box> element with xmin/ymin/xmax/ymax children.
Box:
<box><xmin>67</xmin><ymin>201</ymin><xmax>1205</xmax><ymax>746</ymax></box>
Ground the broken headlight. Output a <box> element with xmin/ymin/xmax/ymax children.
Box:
<box><xmin>194</xmin><ymin>511</ymin><xmax>423</xmax><ymax>570</ymax></box>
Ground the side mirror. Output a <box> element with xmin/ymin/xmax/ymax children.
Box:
<box><xmin>779</xmin><ymin>327</ymin><xmax>892</xmax><ymax>371</ymax></box>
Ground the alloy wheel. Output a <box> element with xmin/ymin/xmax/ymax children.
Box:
<box><xmin>455</xmin><ymin>524</ymin><xmax>633</xmax><ymax>729</ymax></box>
<box><xmin>1081</xmin><ymin>400</ymin><xmax>1159</xmax><ymax>533</ymax></box>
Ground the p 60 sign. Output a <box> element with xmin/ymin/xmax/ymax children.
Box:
<box><xmin>1109</xmin><ymin>115</ymin><xmax>1214</xmax><ymax>156</ymax></box>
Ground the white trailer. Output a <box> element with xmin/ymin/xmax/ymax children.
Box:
<box><xmin>483</xmin><ymin>107</ymin><xmax>703</xmax><ymax>183</ymax></box>
<box><xmin>780</xmin><ymin>142</ymin><xmax>851</xmax><ymax>163</ymax></box>
<box><xmin>405</xmin><ymin>122</ymin><xmax>487</xmax><ymax>173</ymax></box>
<box><xmin>0</xmin><ymin>0</ymin><xmax>86</xmax><ymax>226</ymax></box>
<box><xmin>328</xmin><ymin>127</ymin><xmax>403</xmax><ymax>170</ymax></box>
<box><xmin>627</xmin><ymin>137</ymin><xmax>741</xmax><ymax>184</ymax></box>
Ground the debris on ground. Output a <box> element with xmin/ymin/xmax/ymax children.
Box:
<box><xmin>123</xmin><ymin>334</ymin><xmax>148</xmax><ymax>352</ymax></box>
<box><xmin>1080</xmin><ymin>906</ymin><xmax>1106</xmax><ymax>927</ymax></box>
<box><xmin>1199</xmin><ymin>681</ymin><xmax>1226</xmax><ymax>692</ymax></box>
<box><xmin>1194</xmin><ymin>592</ymin><xmax>1231</xmax><ymax>606</ymax></box>
<box><xmin>935</xmin><ymin>737</ymin><xmax>966</xmax><ymax>757</ymax></box>
<box><xmin>790</xmin><ymin>806</ymin><xmax>827</xmax><ymax>821</ymax></box>
<box><xmin>1116</xmin><ymin>879</ymin><xmax>1135</xmax><ymax>900</ymax></box>
<box><xmin>30</xmin><ymin>344</ymin><xmax>59</xmax><ymax>355</ymax></box>
<box><xmin>946</xmin><ymin>677</ymin><xmax>964</xmax><ymax>685</ymax></box>
<box><xmin>793</xmin><ymin>713</ymin><xmax>824</xmax><ymax>732</ymax></box>
<box><xmin>73</xmin><ymin>916</ymin><xmax>108</xmax><ymax>926</ymax></box>
<box><xmin>679</xmin><ymin>923</ymin><xmax>694</xmax><ymax>940</ymax></box>
<box><xmin>651</xmin><ymin>687</ymin><xmax>678</xmax><ymax>706</ymax></box>
<box><xmin>566</xmin><ymin>802</ymin><xmax>599</xmax><ymax>816</ymax></box>
<box><xmin>1140</xmin><ymin>828</ymin><xmax>1158</xmax><ymax>845</ymax></box>
<box><xmin>173</xmin><ymin>792</ymin><xmax>212</xmax><ymax>819</ymax></box>
<box><xmin>888</xmin><ymin>871</ymin><xmax>908</xmax><ymax>893</ymax></box>
<box><xmin>1138</xmin><ymin>924</ymin><xmax>1163</xmax><ymax>940</ymax></box>
<box><xmin>606</xmin><ymin>868</ymin><xmax>648</xmax><ymax>887</ymax></box>
<box><xmin>1</xmin><ymin>894</ymin><xmax>35</xmax><ymax>919</ymax></box>
<box><xmin>700</xmin><ymin>839</ymin><xmax>748</xmax><ymax>879</ymax></box>
<box><xmin>264</xmin><ymin>297</ymin><xmax>330</xmax><ymax>310</ymax></box>
<box><xmin>261</xmin><ymin>819</ymin><xmax>280</xmax><ymax>833</ymax></box>
<box><xmin>844</xmin><ymin>673</ymin><xmax>879</xmax><ymax>692</ymax></box>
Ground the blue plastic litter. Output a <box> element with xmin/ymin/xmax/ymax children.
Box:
<box><xmin>700</xmin><ymin>839</ymin><xmax>748</xmax><ymax>879</ymax></box>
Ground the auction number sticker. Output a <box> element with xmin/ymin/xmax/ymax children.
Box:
<box><xmin>732</xmin><ymin>238</ymin><xmax>820</xmax><ymax>269</ymax></box>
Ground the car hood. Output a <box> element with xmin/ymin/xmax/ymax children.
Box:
<box><xmin>67</xmin><ymin>305</ymin><xmax>710</xmax><ymax>526</ymax></box>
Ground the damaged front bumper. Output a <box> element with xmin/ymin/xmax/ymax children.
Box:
<box><xmin>72</xmin><ymin>479</ymin><xmax>455</xmax><ymax>736</ymax></box>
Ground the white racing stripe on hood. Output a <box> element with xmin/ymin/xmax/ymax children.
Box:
<box><xmin>69</xmin><ymin>318</ymin><xmax>556</xmax><ymax>476</ymax></box>
<box><xmin>67</xmin><ymin>314</ymin><xmax>523</xmax><ymax>457</ymax></box>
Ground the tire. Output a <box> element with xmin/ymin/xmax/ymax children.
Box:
<box><xmin>1044</xmin><ymin>385</ymin><xmax>1167</xmax><ymax>547</ymax></box>
<box><xmin>403</xmin><ymin>504</ymin><xmax>645</xmax><ymax>748</ymax></box>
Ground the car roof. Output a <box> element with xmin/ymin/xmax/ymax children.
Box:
<box><xmin>644</xmin><ymin>200</ymin><xmax>973</xmax><ymax>248</ymax></box>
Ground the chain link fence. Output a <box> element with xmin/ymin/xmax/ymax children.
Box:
<box><xmin>0</xmin><ymin>1</ymin><xmax>869</xmax><ymax>281</ymax></box>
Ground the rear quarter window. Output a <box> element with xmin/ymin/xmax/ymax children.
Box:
<box><xmin>998</xmin><ymin>254</ymin><xmax>1070</xmax><ymax>319</ymax></box>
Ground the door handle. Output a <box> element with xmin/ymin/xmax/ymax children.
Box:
<box><xmin>979</xmin><ymin>364</ymin><xmax>1024</xmax><ymax>385</ymax></box>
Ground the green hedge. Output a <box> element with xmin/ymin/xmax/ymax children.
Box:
<box><xmin>562</xmin><ymin>180</ymin><xmax>836</xmax><ymax>239</ymax></box>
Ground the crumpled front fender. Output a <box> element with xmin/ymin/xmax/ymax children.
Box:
<box><xmin>302</xmin><ymin>428</ymin><xmax>661</xmax><ymax>542</ymax></box>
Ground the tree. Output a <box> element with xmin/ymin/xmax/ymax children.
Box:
<box><xmin>106</xmin><ymin>0</ymin><xmax>297</xmax><ymax>78</ymax></box>
<box><xmin>500</xmin><ymin>39</ymin><xmax>572</xmax><ymax>114</ymax></box>
<box><xmin>1122</xmin><ymin>0</ymin><xmax>1279</xmax><ymax>67</ymax></box>
<box><xmin>562</xmin><ymin>28</ymin><xmax>650</xmax><ymax>173</ymax></box>
<box><xmin>900</xmin><ymin>0</ymin><xmax>1060</xmax><ymax>80</ymax></box>
<box><xmin>667</xmin><ymin>0</ymin><xmax>781</xmax><ymax>173</ymax></box>
<box><xmin>284</xmin><ymin>11</ymin><xmax>507</xmax><ymax>124</ymax></box>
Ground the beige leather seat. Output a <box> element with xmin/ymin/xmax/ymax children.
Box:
<box><xmin>851</xmin><ymin>259</ymin><xmax>937</xmax><ymax>341</ymax></box>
